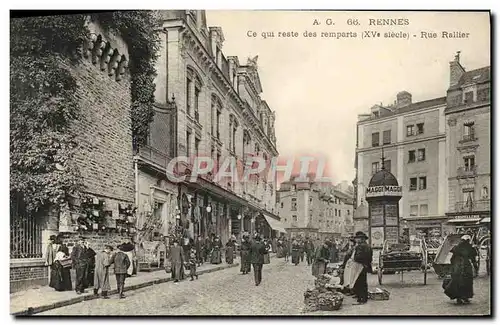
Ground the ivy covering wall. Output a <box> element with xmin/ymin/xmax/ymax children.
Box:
<box><xmin>10</xmin><ymin>11</ymin><xmax>161</xmax><ymax>216</ymax></box>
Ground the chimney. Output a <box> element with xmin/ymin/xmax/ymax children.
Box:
<box><xmin>396</xmin><ymin>91</ymin><xmax>412</xmax><ymax>108</ymax></box>
<box><xmin>449</xmin><ymin>51</ymin><xmax>465</xmax><ymax>87</ymax></box>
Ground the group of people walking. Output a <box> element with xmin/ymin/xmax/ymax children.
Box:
<box><xmin>45</xmin><ymin>235</ymin><xmax>134</xmax><ymax>299</ymax></box>
<box><xmin>239</xmin><ymin>232</ymin><xmax>272</xmax><ymax>286</ymax></box>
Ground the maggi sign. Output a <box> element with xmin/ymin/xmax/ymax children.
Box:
<box><xmin>366</xmin><ymin>185</ymin><xmax>403</xmax><ymax>198</ymax></box>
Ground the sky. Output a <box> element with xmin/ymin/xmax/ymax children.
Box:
<box><xmin>204</xmin><ymin>11</ymin><xmax>490</xmax><ymax>184</ymax></box>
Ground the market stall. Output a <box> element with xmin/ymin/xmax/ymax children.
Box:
<box><xmin>377</xmin><ymin>238</ymin><xmax>428</xmax><ymax>285</ymax></box>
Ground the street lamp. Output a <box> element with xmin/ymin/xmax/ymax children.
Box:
<box><xmin>237</xmin><ymin>214</ymin><xmax>242</xmax><ymax>220</ymax></box>
<box><xmin>206</xmin><ymin>205</ymin><xmax>212</xmax><ymax>213</ymax></box>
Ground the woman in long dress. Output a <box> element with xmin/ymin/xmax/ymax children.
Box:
<box><xmin>225</xmin><ymin>239</ymin><xmax>235</xmax><ymax>264</ymax></box>
<box><xmin>291</xmin><ymin>240</ymin><xmax>300</xmax><ymax>265</ymax></box>
<box><xmin>211</xmin><ymin>237</ymin><xmax>222</xmax><ymax>264</ymax></box>
<box><xmin>444</xmin><ymin>235</ymin><xmax>478</xmax><ymax>304</ymax></box>
<box><xmin>49</xmin><ymin>246</ymin><xmax>73</xmax><ymax>292</ymax></box>
<box><xmin>312</xmin><ymin>241</ymin><xmax>330</xmax><ymax>277</ymax></box>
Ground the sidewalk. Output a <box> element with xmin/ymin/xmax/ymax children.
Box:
<box><xmin>11</xmin><ymin>261</ymin><xmax>240</xmax><ymax>316</ymax></box>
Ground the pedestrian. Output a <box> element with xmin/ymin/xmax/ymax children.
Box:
<box><xmin>211</xmin><ymin>236</ymin><xmax>222</xmax><ymax>264</ymax></box>
<box><xmin>305</xmin><ymin>238</ymin><xmax>315</xmax><ymax>266</ymax></box>
<box><xmin>225</xmin><ymin>237</ymin><xmax>236</xmax><ymax>264</ymax></box>
<box><xmin>291</xmin><ymin>239</ymin><xmax>300</xmax><ymax>265</ymax></box>
<box><xmin>263</xmin><ymin>238</ymin><xmax>271</xmax><ymax>264</ymax></box>
<box><xmin>50</xmin><ymin>245</ymin><xmax>73</xmax><ymax>292</ymax></box>
<box><xmin>240</xmin><ymin>233</ymin><xmax>252</xmax><ymax>274</ymax></box>
<box><xmin>312</xmin><ymin>240</ymin><xmax>330</xmax><ymax>277</ymax></box>
<box><xmin>188</xmin><ymin>246</ymin><xmax>199</xmax><ymax>281</ymax></box>
<box><xmin>329</xmin><ymin>239</ymin><xmax>338</xmax><ymax>263</ymax></box>
<box><xmin>284</xmin><ymin>238</ymin><xmax>290</xmax><ymax>262</ymax></box>
<box><xmin>299</xmin><ymin>240</ymin><xmax>305</xmax><ymax>263</ymax></box>
<box><xmin>45</xmin><ymin>235</ymin><xmax>60</xmax><ymax>287</ymax></box>
<box><xmin>250</xmin><ymin>234</ymin><xmax>267</xmax><ymax>286</ymax></box>
<box><xmin>195</xmin><ymin>235</ymin><xmax>204</xmax><ymax>266</ymax></box>
<box><xmin>204</xmin><ymin>236</ymin><xmax>212</xmax><ymax>264</ymax></box>
<box><xmin>170</xmin><ymin>239</ymin><xmax>185</xmax><ymax>283</ymax></box>
<box><xmin>444</xmin><ymin>234</ymin><xmax>478</xmax><ymax>304</ymax></box>
<box><xmin>339</xmin><ymin>236</ymin><xmax>356</xmax><ymax>286</ymax></box>
<box><xmin>83</xmin><ymin>240</ymin><xmax>96</xmax><ymax>289</ymax></box>
<box><xmin>112</xmin><ymin>244</ymin><xmax>131</xmax><ymax>299</ymax></box>
<box><xmin>93</xmin><ymin>245</ymin><xmax>113</xmax><ymax>299</ymax></box>
<box><xmin>351</xmin><ymin>231</ymin><xmax>372</xmax><ymax>305</ymax></box>
<box><xmin>71</xmin><ymin>236</ymin><xmax>88</xmax><ymax>295</ymax></box>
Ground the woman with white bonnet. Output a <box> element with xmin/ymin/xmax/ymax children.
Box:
<box><xmin>443</xmin><ymin>234</ymin><xmax>478</xmax><ymax>304</ymax></box>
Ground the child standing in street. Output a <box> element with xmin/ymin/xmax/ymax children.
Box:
<box><xmin>188</xmin><ymin>247</ymin><xmax>199</xmax><ymax>281</ymax></box>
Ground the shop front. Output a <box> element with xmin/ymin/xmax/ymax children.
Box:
<box><xmin>402</xmin><ymin>216</ymin><xmax>449</xmax><ymax>239</ymax></box>
<box><xmin>262</xmin><ymin>212</ymin><xmax>287</xmax><ymax>239</ymax></box>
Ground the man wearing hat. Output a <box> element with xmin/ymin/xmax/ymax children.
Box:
<box><xmin>93</xmin><ymin>245</ymin><xmax>113</xmax><ymax>299</ymax></box>
<box><xmin>45</xmin><ymin>235</ymin><xmax>60</xmax><ymax>286</ymax></box>
<box><xmin>71</xmin><ymin>236</ymin><xmax>89</xmax><ymax>294</ymax></box>
<box><xmin>351</xmin><ymin>231</ymin><xmax>372</xmax><ymax>305</ymax></box>
<box><xmin>169</xmin><ymin>238</ymin><xmax>185</xmax><ymax>283</ymax></box>
<box><xmin>250</xmin><ymin>234</ymin><xmax>267</xmax><ymax>286</ymax></box>
<box><xmin>112</xmin><ymin>244</ymin><xmax>131</xmax><ymax>298</ymax></box>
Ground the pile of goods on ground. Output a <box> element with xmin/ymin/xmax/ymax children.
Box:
<box><xmin>303</xmin><ymin>274</ymin><xmax>344</xmax><ymax>312</ymax></box>
<box><xmin>368</xmin><ymin>287</ymin><xmax>390</xmax><ymax>300</ymax></box>
<box><xmin>383</xmin><ymin>244</ymin><xmax>422</xmax><ymax>269</ymax></box>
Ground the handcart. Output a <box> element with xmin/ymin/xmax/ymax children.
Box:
<box><xmin>377</xmin><ymin>239</ymin><xmax>428</xmax><ymax>285</ymax></box>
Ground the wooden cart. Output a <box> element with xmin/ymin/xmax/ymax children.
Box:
<box><xmin>377</xmin><ymin>239</ymin><xmax>428</xmax><ymax>285</ymax></box>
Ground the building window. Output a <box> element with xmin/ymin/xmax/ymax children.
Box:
<box><xmin>195</xmin><ymin>137</ymin><xmax>200</xmax><ymax>156</ymax></box>
<box><xmin>384</xmin><ymin>159</ymin><xmax>391</xmax><ymax>172</ymax></box>
<box><xmin>416</xmin><ymin>123</ymin><xmax>424</xmax><ymax>135</ymax></box>
<box><xmin>420</xmin><ymin>204</ymin><xmax>428</xmax><ymax>216</ymax></box>
<box><xmin>347</xmin><ymin>210</ymin><xmax>350</xmax><ymax>215</ymax></box>
<box><xmin>291</xmin><ymin>198</ymin><xmax>297</xmax><ymax>211</ymax></box>
<box><xmin>410</xmin><ymin>205</ymin><xmax>418</xmax><ymax>216</ymax></box>
<box><xmin>292</xmin><ymin>215</ymin><xmax>298</xmax><ymax>222</ymax></box>
<box><xmin>335</xmin><ymin>209</ymin><xmax>338</xmax><ymax>217</ymax></box>
<box><xmin>280</xmin><ymin>202</ymin><xmax>284</xmax><ymax>208</ymax></box>
<box><xmin>216</xmin><ymin>152</ymin><xmax>221</xmax><ymax>172</ymax></box>
<box><xmin>186</xmin><ymin>131</ymin><xmax>191</xmax><ymax>157</ymax></box>
<box><xmin>408</xmin><ymin>150</ymin><xmax>416</xmax><ymax>163</ymax></box>
<box><xmin>339</xmin><ymin>210</ymin><xmax>342</xmax><ymax>217</ymax></box>
<box><xmin>409</xmin><ymin>177</ymin><xmax>417</xmax><ymax>191</ymax></box>
<box><xmin>383</xmin><ymin>130</ymin><xmax>391</xmax><ymax>144</ymax></box>
<box><xmin>418</xmin><ymin>149</ymin><xmax>426</xmax><ymax>161</ymax></box>
<box><xmin>464</xmin><ymin>91</ymin><xmax>474</xmax><ymax>104</ymax></box>
<box><xmin>407</xmin><ymin>125</ymin><xmax>414</xmax><ymax>136</ymax></box>
<box><xmin>463</xmin><ymin>122</ymin><xmax>475</xmax><ymax>141</ymax></box>
<box><xmin>216</xmin><ymin>110</ymin><xmax>221</xmax><ymax>139</ymax></box>
<box><xmin>194</xmin><ymin>87</ymin><xmax>200</xmax><ymax>121</ymax></box>
<box><xmin>372</xmin><ymin>132</ymin><xmax>380</xmax><ymax>147</ymax></box>
<box><xmin>186</xmin><ymin>77</ymin><xmax>192</xmax><ymax>116</ymax></box>
<box><xmin>464</xmin><ymin>156</ymin><xmax>475</xmax><ymax>171</ymax></box>
<box><xmin>372</xmin><ymin>162</ymin><xmax>379</xmax><ymax>175</ymax></box>
<box><xmin>419</xmin><ymin>177</ymin><xmax>427</xmax><ymax>190</ymax></box>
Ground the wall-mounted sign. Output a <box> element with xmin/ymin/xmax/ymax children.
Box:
<box><xmin>371</xmin><ymin>227</ymin><xmax>384</xmax><ymax>247</ymax></box>
<box><xmin>366</xmin><ymin>185</ymin><xmax>402</xmax><ymax>198</ymax></box>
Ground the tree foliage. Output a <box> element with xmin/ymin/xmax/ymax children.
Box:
<box><xmin>10</xmin><ymin>11</ymin><xmax>161</xmax><ymax>216</ymax></box>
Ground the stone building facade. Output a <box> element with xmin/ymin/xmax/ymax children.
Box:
<box><xmin>10</xmin><ymin>19</ymin><xmax>135</xmax><ymax>292</ymax></box>
<box><xmin>354</xmin><ymin>53</ymin><xmax>490</xmax><ymax>239</ymax></box>
<box><xmin>278</xmin><ymin>177</ymin><xmax>354</xmax><ymax>238</ymax></box>
<box><xmin>444</xmin><ymin>53</ymin><xmax>491</xmax><ymax>228</ymax></box>
<box><xmin>137</xmin><ymin>10</ymin><xmax>282</xmax><ymax>245</ymax></box>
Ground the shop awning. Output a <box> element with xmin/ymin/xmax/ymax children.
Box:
<box><xmin>478</xmin><ymin>217</ymin><xmax>491</xmax><ymax>224</ymax></box>
<box><xmin>263</xmin><ymin>214</ymin><xmax>287</xmax><ymax>233</ymax></box>
<box><xmin>447</xmin><ymin>218</ymin><xmax>481</xmax><ymax>223</ymax></box>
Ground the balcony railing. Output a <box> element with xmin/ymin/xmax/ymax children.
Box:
<box><xmin>138</xmin><ymin>145</ymin><xmax>171</xmax><ymax>168</ymax></box>
<box><xmin>455</xmin><ymin>200</ymin><xmax>490</xmax><ymax>213</ymax></box>
<box><xmin>457</xmin><ymin>165</ymin><xmax>477</xmax><ymax>178</ymax></box>
<box><xmin>460</xmin><ymin>134</ymin><xmax>477</xmax><ymax>143</ymax></box>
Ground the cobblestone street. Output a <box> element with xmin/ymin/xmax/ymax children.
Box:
<box><xmin>39</xmin><ymin>257</ymin><xmax>490</xmax><ymax>316</ymax></box>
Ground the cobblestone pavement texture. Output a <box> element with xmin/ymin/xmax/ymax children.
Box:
<box><xmin>39</xmin><ymin>257</ymin><xmax>491</xmax><ymax>316</ymax></box>
<box><xmin>11</xmin><ymin>261</ymin><xmax>237</xmax><ymax>314</ymax></box>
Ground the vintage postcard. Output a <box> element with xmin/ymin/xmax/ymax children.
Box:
<box><xmin>9</xmin><ymin>10</ymin><xmax>491</xmax><ymax>316</ymax></box>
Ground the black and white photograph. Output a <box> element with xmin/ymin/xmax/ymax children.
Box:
<box><xmin>8</xmin><ymin>8</ymin><xmax>491</xmax><ymax>316</ymax></box>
